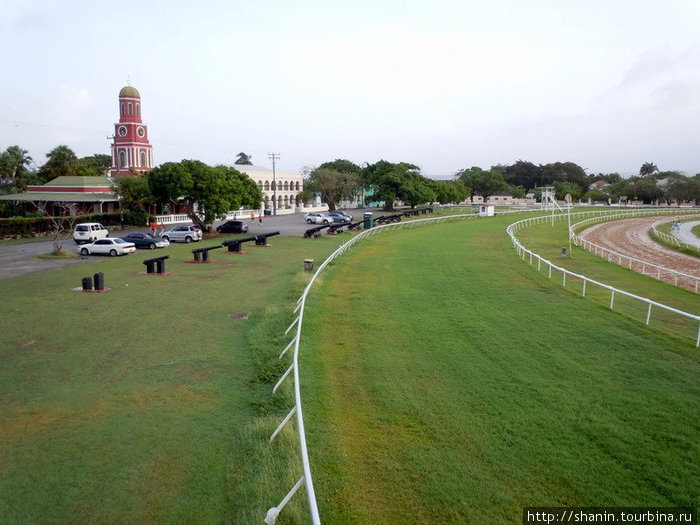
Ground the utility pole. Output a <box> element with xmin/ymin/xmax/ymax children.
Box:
<box><xmin>268</xmin><ymin>152</ymin><xmax>280</xmax><ymax>215</ymax></box>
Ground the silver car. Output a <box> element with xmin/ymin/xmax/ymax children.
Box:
<box><xmin>160</xmin><ymin>225</ymin><xmax>202</xmax><ymax>243</ymax></box>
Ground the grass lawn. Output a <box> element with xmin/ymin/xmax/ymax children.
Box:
<box><xmin>300</xmin><ymin>215</ymin><xmax>699</xmax><ymax>524</ymax></box>
<box><xmin>0</xmin><ymin>234</ymin><xmax>339</xmax><ymax>524</ymax></box>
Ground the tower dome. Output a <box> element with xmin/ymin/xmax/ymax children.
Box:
<box><xmin>119</xmin><ymin>86</ymin><xmax>140</xmax><ymax>98</ymax></box>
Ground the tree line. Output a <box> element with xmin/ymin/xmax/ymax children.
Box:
<box><xmin>2</xmin><ymin>143</ymin><xmax>699</xmax><ymax>223</ymax></box>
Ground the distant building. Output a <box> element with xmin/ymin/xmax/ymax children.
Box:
<box><xmin>110</xmin><ymin>86</ymin><xmax>153</xmax><ymax>177</ymax></box>
<box><xmin>231</xmin><ymin>165</ymin><xmax>305</xmax><ymax>213</ymax></box>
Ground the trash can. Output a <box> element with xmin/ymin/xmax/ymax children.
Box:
<box><xmin>93</xmin><ymin>272</ymin><xmax>104</xmax><ymax>291</ymax></box>
<box><xmin>363</xmin><ymin>212</ymin><xmax>373</xmax><ymax>229</ymax></box>
<box><xmin>82</xmin><ymin>277</ymin><xmax>93</xmax><ymax>291</ymax></box>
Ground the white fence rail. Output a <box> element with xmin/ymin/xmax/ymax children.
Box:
<box><xmin>650</xmin><ymin>220</ymin><xmax>700</xmax><ymax>255</ymax></box>
<box><xmin>567</xmin><ymin>210</ymin><xmax>700</xmax><ymax>293</ymax></box>
<box><xmin>267</xmin><ymin>208</ymin><xmax>700</xmax><ymax>524</ymax></box>
<box><xmin>508</xmin><ymin>212</ymin><xmax>700</xmax><ymax>347</ymax></box>
<box><xmin>265</xmin><ymin>212</ymin><xmax>478</xmax><ymax>524</ymax></box>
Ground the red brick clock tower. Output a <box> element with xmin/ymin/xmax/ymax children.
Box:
<box><xmin>110</xmin><ymin>86</ymin><xmax>154</xmax><ymax>177</ymax></box>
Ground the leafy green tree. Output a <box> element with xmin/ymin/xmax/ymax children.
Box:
<box><xmin>234</xmin><ymin>152</ymin><xmax>253</xmax><ymax>165</ymax></box>
<box><xmin>318</xmin><ymin>159</ymin><xmax>361</xmax><ymax>174</ymax></box>
<box><xmin>502</xmin><ymin>160</ymin><xmax>541</xmax><ymax>190</ymax></box>
<box><xmin>470</xmin><ymin>169</ymin><xmax>508</xmax><ymax>202</ymax></box>
<box><xmin>148</xmin><ymin>160</ymin><xmax>262</xmax><ymax>230</ymax></box>
<box><xmin>429</xmin><ymin>179</ymin><xmax>469</xmax><ymax>204</ymax></box>
<box><xmin>116</xmin><ymin>175</ymin><xmax>153</xmax><ymax>211</ymax></box>
<box><xmin>73</xmin><ymin>154</ymin><xmax>111</xmax><ymax>177</ymax></box>
<box><xmin>639</xmin><ymin>162</ymin><xmax>659</xmax><ymax>176</ymax></box>
<box><xmin>541</xmin><ymin>162</ymin><xmax>588</xmax><ymax>194</ymax></box>
<box><xmin>508</xmin><ymin>185</ymin><xmax>526</xmax><ymax>199</ymax></box>
<box><xmin>362</xmin><ymin>160</ymin><xmax>433</xmax><ymax>210</ymax></box>
<box><xmin>629</xmin><ymin>176</ymin><xmax>663</xmax><ymax>203</ymax></box>
<box><xmin>553</xmin><ymin>181</ymin><xmax>584</xmax><ymax>201</ymax></box>
<box><xmin>305</xmin><ymin>168</ymin><xmax>360</xmax><ymax>211</ymax></box>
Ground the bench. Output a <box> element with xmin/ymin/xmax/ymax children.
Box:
<box><xmin>255</xmin><ymin>231</ymin><xmax>280</xmax><ymax>246</ymax></box>
<box><xmin>222</xmin><ymin>235</ymin><xmax>257</xmax><ymax>253</ymax></box>
<box><xmin>346</xmin><ymin>220</ymin><xmax>364</xmax><ymax>231</ymax></box>
<box><xmin>143</xmin><ymin>255</ymin><xmax>170</xmax><ymax>274</ymax></box>
<box><xmin>304</xmin><ymin>224</ymin><xmax>330</xmax><ymax>238</ymax></box>
<box><xmin>190</xmin><ymin>245</ymin><xmax>222</xmax><ymax>262</ymax></box>
<box><xmin>375</xmin><ymin>213</ymin><xmax>402</xmax><ymax>224</ymax></box>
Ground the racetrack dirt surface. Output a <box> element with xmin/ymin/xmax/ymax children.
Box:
<box><xmin>577</xmin><ymin>217</ymin><xmax>699</xmax><ymax>292</ymax></box>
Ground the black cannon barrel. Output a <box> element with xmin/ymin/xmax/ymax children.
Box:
<box><xmin>304</xmin><ymin>224</ymin><xmax>330</xmax><ymax>238</ymax></box>
<box><xmin>192</xmin><ymin>245</ymin><xmax>222</xmax><ymax>262</ymax></box>
<box><xmin>255</xmin><ymin>231</ymin><xmax>280</xmax><ymax>246</ymax></box>
<box><xmin>143</xmin><ymin>255</ymin><xmax>169</xmax><ymax>274</ymax></box>
<box><xmin>222</xmin><ymin>235</ymin><xmax>257</xmax><ymax>252</ymax></box>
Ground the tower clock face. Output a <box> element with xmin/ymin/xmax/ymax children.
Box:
<box><xmin>118</xmin><ymin>126</ymin><xmax>127</xmax><ymax>137</ymax></box>
<box><xmin>137</xmin><ymin>127</ymin><xmax>145</xmax><ymax>138</ymax></box>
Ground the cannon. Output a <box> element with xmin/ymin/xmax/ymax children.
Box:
<box><xmin>222</xmin><ymin>235</ymin><xmax>257</xmax><ymax>253</ymax></box>
<box><xmin>143</xmin><ymin>255</ymin><xmax>170</xmax><ymax>274</ymax></box>
<box><xmin>255</xmin><ymin>231</ymin><xmax>280</xmax><ymax>246</ymax></box>
<box><xmin>304</xmin><ymin>224</ymin><xmax>331</xmax><ymax>238</ymax></box>
<box><xmin>190</xmin><ymin>245</ymin><xmax>222</xmax><ymax>262</ymax></box>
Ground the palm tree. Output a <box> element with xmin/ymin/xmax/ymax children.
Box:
<box><xmin>2</xmin><ymin>145</ymin><xmax>33</xmax><ymax>182</ymax></box>
<box><xmin>42</xmin><ymin>145</ymin><xmax>77</xmax><ymax>179</ymax></box>
<box><xmin>639</xmin><ymin>162</ymin><xmax>659</xmax><ymax>177</ymax></box>
<box><xmin>234</xmin><ymin>152</ymin><xmax>253</xmax><ymax>165</ymax></box>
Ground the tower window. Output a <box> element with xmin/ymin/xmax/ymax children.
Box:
<box><xmin>128</xmin><ymin>102</ymin><xmax>133</xmax><ymax>115</ymax></box>
<box><xmin>140</xmin><ymin>151</ymin><xmax>147</xmax><ymax>167</ymax></box>
<box><xmin>119</xmin><ymin>151</ymin><xmax>126</xmax><ymax>168</ymax></box>
<box><xmin>120</xmin><ymin>102</ymin><xmax>125</xmax><ymax>115</ymax></box>
<box><xmin>136</xmin><ymin>103</ymin><xmax>140</xmax><ymax>117</ymax></box>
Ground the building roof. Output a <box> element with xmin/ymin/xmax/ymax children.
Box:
<box><xmin>0</xmin><ymin>192</ymin><xmax>118</xmax><ymax>202</ymax></box>
<box><xmin>42</xmin><ymin>176</ymin><xmax>113</xmax><ymax>188</ymax></box>
<box><xmin>119</xmin><ymin>86</ymin><xmax>140</xmax><ymax>98</ymax></box>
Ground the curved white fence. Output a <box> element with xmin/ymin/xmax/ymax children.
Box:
<box><xmin>508</xmin><ymin>212</ymin><xmax>700</xmax><ymax>347</ymax></box>
<box><xmin>569</xmin><ymin>212</ymin><xmax>700</xmax><ymax>293</ymax></box>
<box><xmin>265</xmin><ymin>212</ymin><xmax>478</xmax><ymax>524</ymax></box>
<box><xmin>266</xmin><ymin>208</ymin><xmax>700</xmax><ymax>524</ymax></box>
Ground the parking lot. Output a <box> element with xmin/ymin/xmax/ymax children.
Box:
<box><xmin>0</xmin><ymin>210</ymin><xmax>367</xmax><ymax>280</ymax></box>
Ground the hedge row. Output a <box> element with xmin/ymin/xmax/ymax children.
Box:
<box><xmin>0</xmin><ymin>210</ymin><xmax>150</xmax><ymax>238</ymax></box>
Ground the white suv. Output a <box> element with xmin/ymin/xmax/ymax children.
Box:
<box><xmin>160</xmin><ymin>225</ymin><xmax>202</xmax><ymax>243</ymax></box>
<box><xmin>73</xmin><ymin>223</ymin><xmax>109</xmax><ymax>244</ymax></box>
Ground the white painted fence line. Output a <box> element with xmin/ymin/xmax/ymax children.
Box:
<box><xmin>266</xmin><ymin>211</ymin><xmax>478</xmax><ymax>524</ymax></box>
<box><xmin>568</xmin><ymin>210</ymin><xmax>700</xmax><ymax>293</ymax></box>
<box><xmin>508</xmin><ymin>211</ymin><xmax>700</xmax><ymax>347</ymax></box>
<box><xmin>267</xmin><ymin>207</ymin><xmax>700</xmax><ymax>524</ymax></box>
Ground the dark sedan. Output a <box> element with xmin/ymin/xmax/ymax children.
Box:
<box><xmin>216</xmin><ymin>220</ymin><xmax>249</xmax><ymax>234</ymax></box>
<box><xmin>120</xmin><ymin>232</ymin><xmax>170</xmax><ymax>249</ymax></box>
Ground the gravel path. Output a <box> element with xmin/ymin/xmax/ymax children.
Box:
<box><xmin>577</xmin><ymin>217</ymin><xmax>700</xmax><ymax>292</ymax></box>
<box><xmin>673</xmin><ymin>220</ymin><xmax>700</xmax><ymax>248</ymax></box>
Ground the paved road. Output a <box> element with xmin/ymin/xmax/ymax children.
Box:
<box><xmin>0</xmin><ymin>210</ymin><xmax>366</xmax><ymax>280</ymax></box>
<box><xmin>672</xmin><ymin>220</ymin><xmax>700</xmax><ymax>248</ymax></box>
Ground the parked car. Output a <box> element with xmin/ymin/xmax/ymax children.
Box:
<box><xmin>73</xmin><ymin>222</ymin><xmax>109</xmax><ymax>244</ymax></box>
<box><xmin>77</xmin><ymin>238</ymin><xmax>136</xmax><ymax>257</ymax></box>
<box><xmin>326</xmin><ymin>211</ymin><xmax>353</xmax><ymax>223</ymax></box>
<box><xmin>160</xmin><ymin>225</ymin><xmax>202</xmax><ymax>243</ymax></box>
<box><xmin>216</xmin><ymin>220</ymin><xmax>249</xmax><ymax>234</ymax></box>
<box><xmin>120</xmin><ymin>232</ymin><xmax>169</xmax><ymax>249</ymax></box>
<box><xmin>305</xmin><ymin>212</ymin><xmax>335</xmax><ymax>224</ymax></box>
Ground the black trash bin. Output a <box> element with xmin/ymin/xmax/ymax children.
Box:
<box><xmin>82</xmin><ymin>277</ymin><xmax>93</xmax><ymax>291</ymax></box>
<box><xmin>93</xmin><ymin>272</ymin><xmax>104</xmax><ymax>291</ymax></box>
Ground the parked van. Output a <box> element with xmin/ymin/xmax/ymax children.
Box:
<box><xmin>73</xmin><ymin>223</ymin><xmax>109</xmax><ymax>244</ymax></box>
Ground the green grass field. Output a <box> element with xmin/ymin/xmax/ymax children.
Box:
<box><xmin>0</xmin><ymin>235</ymin><xmax>339</xmax><ymax>524</ymax></box>
<box><xmin>300</xmin><ymin>215</ymin><xmax>699</xmax><ymax>524</ymax></box>
<box><xmin>1</xmin><ymin>214</ymin><xmax>698</xmax><ymax>524</ymax></box>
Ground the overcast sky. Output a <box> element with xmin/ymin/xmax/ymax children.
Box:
<box><xmin>2</xmin><ymin>0</ymin><xmax>700</xmax><ymax>178</ymax></box>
